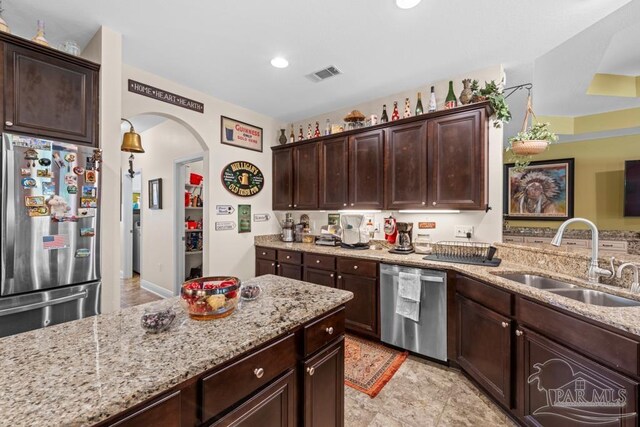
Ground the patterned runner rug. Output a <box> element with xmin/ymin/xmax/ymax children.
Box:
<box><xmin>344</xmin><ymin>334</ymin><xmax>408</xmax><ymax>398</ymax></box>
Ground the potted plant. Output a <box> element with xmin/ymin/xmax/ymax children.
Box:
<box><xmin>507</xmin><ymin>122</ymin><xmax>559</xmax><ymax>169</ymax></box>
<box><xmin>470</xmin><ymin>79</ymin><xmax>511</xmax><ymax>128</ymax></box>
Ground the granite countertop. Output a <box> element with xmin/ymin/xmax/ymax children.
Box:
<box><xmin>256</xmin><ymin>240</ymin><xmax>640</xmax><ymax>337</ymax></box>
<box><xmin>503</xmin><ymin>226</ymin><xmax>640</xmax><ymax>241</ymax></box>
<box><xmin>0</xmin><ymin>275</ymin><xmax>353</xmax><ymax>427</ymax></box>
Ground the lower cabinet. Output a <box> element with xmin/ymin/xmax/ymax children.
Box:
<box><xmin>109</xmin><ymin>390</ymin><xmax>182</xmax><ymax>427</ymax></box>
<box><xmin>256</xmin><ymin>259</ymin><xmax>277</xmax><ymax>276</ymax></box>
<box><xmin>303</xmin><ymin>339</ymin><xmax>345</xmax><ymax>427</ymax></box>
<box><xmin>456</xmin><ymin>294</ymin><xmax>512</xmax><ymax>407</ymax></box>
<box><xmin>337</xmin><ymin>274</ymin><xmax>379</xmax><ymax>338</ymax></box>
<box><xmin>210</xmin><ymin>370</ymin><xmax>296</xmax><ymax>427</ymax></box>
<box><xmin>304</xmin><ymin>268</ymin><xmax>336</xmax><ymax>288</ymax></box>
<box><xmin>278</xmin><ymin>263</ymin><xmax>302</xmax><ymax>280</ymax></box>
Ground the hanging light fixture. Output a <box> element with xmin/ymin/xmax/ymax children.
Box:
<box><xmin>120</xmin><ymin>118</ymin><xmax>144</xmax><ymax>153</ymax></box>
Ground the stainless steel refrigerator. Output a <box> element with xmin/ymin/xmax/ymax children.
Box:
<box><xmin>1</xmin><ymin>133</ymin><xmax>101</xmax><ymax>337</ymax></box>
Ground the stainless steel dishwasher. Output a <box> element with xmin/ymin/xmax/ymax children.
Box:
<box><xmin>380</xmin><ymin>264</ymin><xmax>447</xmax><ymax>361</ymax></box>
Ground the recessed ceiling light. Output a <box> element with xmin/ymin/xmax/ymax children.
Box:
<box><xmin>270</xmin><ymin>57</ymin><xmax>289</xmax><ymax>68</ymax></box>
<box><xmin>396</xmin><ymin>0</ymin><xmax>421</xmax><ymax>9</ymax></box>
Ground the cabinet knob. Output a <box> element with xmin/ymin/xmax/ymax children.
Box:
<box><xmin>432</xmin><ymin>202</ymin><xmax>437</xmax><ymax>206</ymax></box>
<box><xmin>293</xmin><ymin>204</ymin><xmax>297</xmax><ymax>208</ymax></box>
<box><xmin>262</xmin><ymin>252</ymin><xmax>266</xmax><ymax>255</ymax></box>
<box><xmin>338</xmin><ymin>275</ymin><xmax>342</xmax><ymax>280</ymax></box>
<box><xmin>353</xmin><ymin>265</ymin><xmax>358</xmax><ymax>270</ymax></box>
<box><xmin>501</xmin><ymin>322</ymin><xmax>509</xmax><ymax>328</ymax></box>
<box><xmin>254</xmin><ymin>368</ymin><xmax>264</xmax><ymax>378</ymax></box>
<box><xmin>276</xmin><ymin>264</ymin><xmax>280</xmax><ymax>268</ymax></box>
<box><xmin>515</xmin><ymin>330</ymin><xmax>523</xmax><ymax>337</ymax></box>
<box><xmin>288</xmin><ymin>204</ymin><xmax>292</xmax><ymax>208</ymax></box>
<box><xmin>316</xmin><ymin>260</ymin><xmax>321</xmax><ymax>264</ymax></box>
<box><xmin>5</xmin><ymin>121</ymin><xmax>13</xmax><ymax>127</ymax></box>
<box><xmin>271</xmin><ymin>263</ymin><xmax>275</xmax><ymax>267</ymax></box>
<box><xmin>330</xmin><ymin>273</ymin><xmax>334</xmax><ymax>278</ymax></box>
<box><xmin>350</xmin><ymin>203</ymin><xmax>354</xmax><ymax>207</ymax></box>
<box><xmin>286</xmin><ymin>255</ymin><xmax>291</xmax><ymax>259</ymax></box>
<box><xmin>343</xmin><ymin>203</ymin><xmax>347</xmax><ymax>207</ymax></box>
<box><xmin>306</xmin><ymin>367</ymin><xmax>315</xmax><ymax>376</ymax></box>
<box><xmin>326</xmin><ymin>327</ymin><xmax>334</xmax><ymax>335</ymax></box>
<box><xmin>422</xmin><ymin>201</ymin><xmax>426</xmax><ymax>205</ymax></box>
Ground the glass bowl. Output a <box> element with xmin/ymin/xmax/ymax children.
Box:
<box><xmin>240</xmin><ymin>284</ymin><xmax>262</xmax><ymax>301</ymax></box>
<box><xmin>141</xmin><ymin>305</ymin><xmax>176</xmax><ymax>333</ymax></box>
<box><xmin>181</xmin><ymin>276</ymin><xmax>240</xmax><ymax>320</ymax></box>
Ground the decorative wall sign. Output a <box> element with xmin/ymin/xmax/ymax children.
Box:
<box><xmin>221</xmin><ymin>161</ymin><xmax>264</xmax><ymax>197</ymax></box>
<box><xmin>328</xmin><ymin>213</ymin><xmax>340</xmax><ymax>226</ymax></box>
<box><xmin>216</xmin><ymin>205</ymin><xmax>235</xmax><ymax>215</ymax></box>
<box><xmin>221</xmin><ymin>116</ymin><xmax>263</xmax><ymax>152</ymax></box>
<box><xmin>215</xmin><ymin>221</ymin><xmax>236</xmax><ymax>231</ymax></box>
<box><xmin>238</xmin><ymin>205</ymin><xmax>251</xmax><ymax>233</ymax></box>
<box><xmin>149</xmin><ymin>178</ymin><xmax>163</xmax><ymax>210</ymax></box>
<box><xmin>253</xmin><ymin>213</ymin><xmax>271</xmax><ymax>222</ymax></box>
<box><xmin>128</xmin><ymin>79</ymin><xmax>204</xmax><ymax>113</ymax></box>
<box><xmin>418</xmin><ymin>222</ymin><xmax>436</xmax><ymax>229</ymax></box>
<box><xmin>504</xmin><ymin>158</ymin><xmax>574</xmax><ymax>221</ymax></box>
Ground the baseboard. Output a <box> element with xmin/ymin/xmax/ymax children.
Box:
<box><xmin>140</xmin><ymin>279</ymin><xmax>175</xmax><ymax>298</ymax></box>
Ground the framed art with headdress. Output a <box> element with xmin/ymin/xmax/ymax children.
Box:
<box><xmin>504</xmin><ymin>158</ymin><xmax>574</xmax><ymax>221</ymax></box>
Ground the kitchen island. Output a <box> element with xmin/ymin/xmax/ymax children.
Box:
<box><xmin>0</xmin><ymin>275</ymin><xmax>353</xmax><ymax>427</ymax></box>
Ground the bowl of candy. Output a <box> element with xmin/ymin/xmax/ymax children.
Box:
<box><xmin>181</xmin><ymin>276</ymin><xmax>240</xmax><ymax>320</ymax></box>
<box><xmin>141</xmin><ymin>305</ymin><xmax>176</xmax><ymax>333</ymax></box>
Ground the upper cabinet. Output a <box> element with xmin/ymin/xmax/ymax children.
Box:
<box><xmin>385</xmin><ymin>120</ymin><xmax>428</xmax><ymax>209</ymax></box>
<box><xmin>348</xmin><ymin>129</ymin><xmax>384</xmax><ymax>210</ymax></box>
<box><xmin>319</xmin><ymin>136</ymin><xmax>349</xmax><ymax>210</ymax></box>
<box><xmin>272</xmin><ymin>102</ymin><xmax>491</xmax><ymax>211</ymax></box>
<box><xmin>2</xmin><ymin>36</ymin><xmax>99</xmax><ymax>146</ymax></box>
<box><xmin>427</xmin><ymin>108</ymin><xmax>488</xmax><ymax>210</ymax></box>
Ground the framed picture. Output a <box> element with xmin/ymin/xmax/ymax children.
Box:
<box><xmin>504</xmin><ymin>158</ymin><xmax>574</xmax><ymax>221</ymax></box>
<box><xmin>220</xmin><ymin>116</ymin><xmax>263</xmax><ymax>152</ymax></box>
<box><xmin>149</xmin><ymin>178</ymin><xmax>162</xmax><ymax>210</ymax></box>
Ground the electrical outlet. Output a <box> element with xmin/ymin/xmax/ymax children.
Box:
<box><xmin>455</xmin><ymin>225</ymin><xmax>474</xmax><ymax>238</ymax></box>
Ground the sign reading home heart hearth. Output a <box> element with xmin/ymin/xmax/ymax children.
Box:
<box><xmin>221</xmin><ymin>161</ymin><xmax>264</xmax><ymax>197</ymax></box>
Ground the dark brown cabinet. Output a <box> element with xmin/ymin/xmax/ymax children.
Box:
<box><xmin>304</xmin><ymin>268</ymin><xmax>336</xmax><ymax>288</ymax></box>
<box><xmin>385</xmin><ymin>120</ymin><xmax>428</xmax><ymax>209</ymax></box>
<box><xmin>3</xmin><ymin>41</ymin><xmax>99</xmax><ymax>145</ymax></box>
<box><xmin>109</xmin><ymin>391</ymin><xmax>182</xmax><ymax>427</ymax></box>
<box><xmin>293</xmin><ymin>143</ymin><xmax>319</xmax><ymax>210</ymax></box>
<box><xmin>337</xmin><ymin>274</ymin><xmax>379</xmax><ymax>339</ymax></box>
<box><xmin>319</xmin><ymin>137</ymin><xmax>349</xmax><ymax>210</ymax></box>
<box><xmin>272</xmin><ymin>148</ymin><xmax>293</xmax><ymax>210</ymax></box>
<box><xmin>456</xmin><ymin>294</ymin><xmax>512</xmax><ymax>408</ymax></box>
<box><xmin>427</xmin><ymin>109</ymin><xmax>487</xmax><ymax>209</ymax></box>
<box><xmin>516</xmin><ymin>327</ymin><xmax>638</xmax><ymax>427</ymax></box>
<box><xmin>303</xmin><ymin>340</ymin><xmax>344</xmax><ymax>427</ymax></box>
<box><xmin>278</xmin><ymin>263</ymin><xmax>302</xmax><ymax>281</ymax></box>
<box><xmin>256</xmin><ymin>259</ymin><xmax>277</xmax><ymax>276</ymax></box>
<box><xmin>348</xmin><ymin>130</ymin><xmax>384</xmax><ymax>209</ymax></box>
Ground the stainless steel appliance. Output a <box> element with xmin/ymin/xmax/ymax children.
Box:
<box><xmin>380</xmin><ymin>264</ymin><xmax>447</xmax><ymax>361</ymax></box>
<box><xmin>1</xmin><ymin>133</ymin><xmax>101</xmax><ymax>337</ymax></box>
<box><xmin>389</xmin><ymin>222</ymin><xmax>414</xmax><ymax>254</ymax></box>
<box><xmin>280</xmin><ymin>213</ymin><xmax>294</xmax><ymax>242</ymax></box>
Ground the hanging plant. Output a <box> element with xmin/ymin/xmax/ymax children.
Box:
<box><xmin>507</xmin><ymin>95</ymin><xmax>558</xmax><ymax>170</ymax></box>
<box><xmin>470</xmin><ymin>79</ymin><xmax>511</xmax><ymax>128</ymax></box>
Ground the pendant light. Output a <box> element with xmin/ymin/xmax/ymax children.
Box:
<box><xmin>120</xmin><ymin>118</ymin><xmax>144</xmax><ymax>153</ymax></box>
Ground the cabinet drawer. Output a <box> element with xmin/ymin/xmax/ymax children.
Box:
<box><xmin>304</xmin><ymin>268</ymin><xmax>336</xmax><ymax>288</ymax></box>
<box><xmin>304</xmin><ymin>308</ymin><xmax>345</xmax><ymax>357</ymax></box>
<box><xmin>600</xmin><ymin>240</ymin><xmax>628</xmax><ymax>252</ymax></box>
<box><xmin>517</xmin><ymin>297</ymin><xmax>640</xmax><ymax>376</ymax></box>
<box><xmin>337</xmin><ymin>258</ymin><xmax>377</xmax><ymax>277</ymax></box>
<box><xmin>502</xmin><ymin>236</ymin><xmax>524</xmax><ymax>243</ymax></box>
<box><xmin>256</xmin><ymin>247</ymin><xmax>276</xmax><ymax>260</ymax></box>
<box><xmin>110</xmin><ymin>391</ymin><xmax>181</xmax><ymax>427</ymax></box>
<box><xmin>562</xmin><ymin>238</ymin><xmax>589</xmax><ymax>248</ymax></box>
<box><xmin>304</xmin><ymin>253</ymin><xmax>336</xmax><ymax>271</ymax></box>
<box><xmin>524</xmin><ymin>237</ymin><xmax>552</xmax><ymax>245</ymax></box>
<box><xmin>201</xmin><ymin>334</ymin><xmax>296</xmax><ymax>422</ymax></box>
<box><xmin>278</xmin><ymin>250</ymin><xmax>302</xmax><ymax>265</ymax></box>
<box><xmin>456</xmin><ymin>275</ymin><xmax>512</xmax><ymax>316</ymax></box>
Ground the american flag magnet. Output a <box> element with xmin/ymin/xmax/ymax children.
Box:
<box><xmin>42</xmin><ymin>235</ymin><xmax>69</xmax><ymax>250</ymax></box>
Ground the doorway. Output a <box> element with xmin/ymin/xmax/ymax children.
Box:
<box><xmin>121</xmin><ymin>168</ymin><xmax>141</xmax><ymax>279</ymax></box>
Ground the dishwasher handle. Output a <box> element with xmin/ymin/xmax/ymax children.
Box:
<box><xmin>380</xmin><ymin>269</ymin><xmax>445</xmax><ymax>283</ymax></box>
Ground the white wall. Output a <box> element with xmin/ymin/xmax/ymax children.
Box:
<box><xmin>121</xmin><ymin>65</ymin><xmax>281</xmax><ymax>291</ymax></box>
<box><xmin>82</xmin><ymin>27</ymin><xmax>123</xmax><ymax>313</ymax></box>
<box><xmin>281</xmin><ymin>65</ymin><xmax>505</xmax><ymax>244</ymax></box>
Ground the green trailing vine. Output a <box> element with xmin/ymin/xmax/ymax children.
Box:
<box><xmin>471</xmin><ymin>79</ymin><xmax>511</xmax><ymax>128</ymax></box>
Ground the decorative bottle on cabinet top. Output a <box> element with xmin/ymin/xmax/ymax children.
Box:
<box><xmin>403</xmin><ymin>98</ymin><xmax>411</xmax><ymax>119</ymax></box>
<box><xmin>278</xmin><ymin>129</ymin><xmax>287</xmax><ymax>145</ymax></box>
<box><xmin>445</xmin><ymin>81</ymin><xmax>457</xmax><ymax>109</ymax></box>
<box><xmin>0</xmin><ymin>1</ymin><xmax>11</xmax><ymax>33</ymax></box>
<box><xmin>307</xmin><ymin>124</ymin><xmax>312</xmax><ymax>139</ymax></box>
<box><xmin>391</xmin><ymin>102</ymin><xmax>400</xmax><ymax>121</ymax></box>
<box><xmin>32</xmin><ymin>20</ymin><xmax>48</xmax><ymax>46</ymax></box>
<box><xmin>325</xmin><ymin>118</ymin><xmax>331</xmax><ymax>135</ymax></box>
<box><xmin>298</xmin><ymin>125</ymin><xmax>304</xmax><ymax>141</ymax></box>
<box><xmin>459</xmin><ymin>79</ymin><xmax>472</xmax><ymax>105</ymax></box>
<box><xmin>381</xmin><ymin>105</ymin><xmax>389</xmax><ymax>123</ymax></box>
<box><xmin>428</xmin><ymin>86</ymin><xmax>437</xmax><ymax>112</ymax></box>
<box><xmin>415</xmin><ymin>92</ymin><xmax>424</xmax><ymax>115</ymax></box>
<box><xmin>289</xmin><ymin>125</ymin><xmax>295</xmax><ymax>143</ymax></box>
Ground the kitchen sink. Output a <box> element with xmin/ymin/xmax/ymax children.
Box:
<box><xmin>547</xmin><ymin>289</ymin><xmax>640</xmax><ymax>308</ymax></box>
<box><xmin>493</xmin><ymin>273</ymin><xmax>579</xmax><ymax>290</ymax></box>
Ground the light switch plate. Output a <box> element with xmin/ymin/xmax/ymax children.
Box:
<box><xmin>455</xmin><ymin>225</ymin><xmax>474</xmax><ymax>238</ymax></box>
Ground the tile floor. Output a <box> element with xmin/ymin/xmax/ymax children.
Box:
<box><xmin>120</xmin><ymin>273</ymin><xmax>162</xmax><ymax>309</ymax></box>
<box><xmin>345</xmin><ymin>356</ymin><xmax>515</xmax><ymax>427</ymax></box>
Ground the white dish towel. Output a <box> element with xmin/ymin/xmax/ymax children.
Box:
<box><xmin>396</xmin><ymin>272</ymin><xmax>422</xmax><ymax>322</ymax></box>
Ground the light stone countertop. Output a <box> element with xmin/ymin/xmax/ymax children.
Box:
<box><xmin>256</xmin><ymin>240</ymin><xmax>640</xmax><ymax>337</ymax></box>
<box><xmin>0</xmin><ymin>275</ymin><xmax>353</xmax><ymax>427</ymax></box>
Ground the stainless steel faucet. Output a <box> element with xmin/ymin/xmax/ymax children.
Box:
<box><xmin>551</xmin><ymin>218</ymin><xmax>613</xmax><ymax>283</ymax></box>
<box><xmin>617</xmin><ymin>263</ymin><xmax>640</xmax><ymax>293</ymax></box>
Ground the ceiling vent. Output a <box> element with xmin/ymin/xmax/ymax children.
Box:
<box><xmin>306</xmin><ymin>66</ymin><xmax>342</xmax><ymax>82</ymax></box>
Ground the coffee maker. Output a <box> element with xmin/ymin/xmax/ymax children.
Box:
<box><xmin>281</xmin><ymin>213</ymin><xmax>294</xmax><ymax>242</ymax></box>
<box><xmin>389</xmin><ymin>222</ymin><xmax>414</xmax><ymax>254</ymax></box>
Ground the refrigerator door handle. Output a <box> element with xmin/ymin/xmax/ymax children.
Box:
<box><xmin>0</xmin><ymin>290</ymin><xmax>88</xmax><ymax>317</ymax></box>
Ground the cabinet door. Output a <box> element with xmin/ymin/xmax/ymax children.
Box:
<box><xmin>319</xmin><ymin>137</ymin><xmax>349</xmax><ymax>210</ymax></box>
<box><xmin>348</xmin><ymin>130</ymin><xmax>384</xmax><ymax>209</ymax></box>
<box><xmin>272</xmin><ymin>149</ymin><xmax>293</xmax><ymax>210</ymax></box>
<box><xmin>304</xmin><ymin>268</ymin><xmax>336</xmax><ymax>288</ymax></box>
<box><xmin>256</xmin><ymin>259</ymin><xmax>277</xmax><ymax>276</ymax></box>
<box><xmin>427</xmin><ymin>109</ymin><xmax>487</xmax><ymax>209</ymax></box>
<box><xmin>516</xmin><ymin>327</ymin><xmax>638</xmax><ymax>427</ymax></box>
<box><xmin>278</xmin><ymin>263</ymin><xmax>302</xmax><ymax>281</ymax></box>
<box><xmin>211</xmin><ymin>369</ymin><xmax>296</xmax><ymax>427</ymax></box>
<box><xmin>457</xmin><ymin>294</ymin><xmax>512</xmax><ymax>407</ymax></box>
<box><xmin>303</xmin><ymin>340</ymin><xmax>344</xmax><ymax>427</ymax></box>
<box><xmin>385</xmin><ymin>120</ymin><xmax>428</xmax><ymax>209</ymax></box>
<box><xmin>108</xmin><ymin>391</ymin><xmax>181</xmax><ymax>427</ymax></box>
<box><xmin>337</xmin><ymin>274</ymin><xmax>379</xmax><ymax>338</ymax></box>
<box><xmin>4</xmin><ymin>43</ymin><xmax>98</xmax><ymax>145</ymax></box>
<box><xmin>293</xmin><ymin>143</ymin><xmax>319</xmax><ymax>210</ymax></box>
